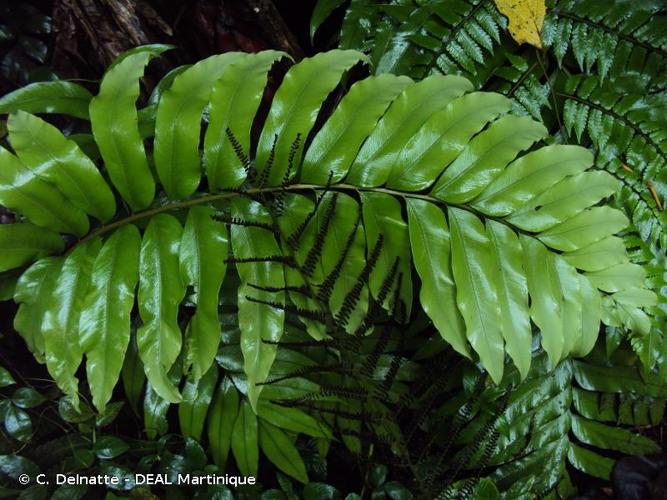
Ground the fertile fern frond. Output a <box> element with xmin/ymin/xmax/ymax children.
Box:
<box><xmin>0</xmin><ymin>48</ymin><xmax>653</xmax><ymax>419</ymax></box>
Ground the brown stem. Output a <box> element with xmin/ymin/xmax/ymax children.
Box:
<box><xmin>71</xmin><ymin>183</ymin><xmax>535</xmax><ymax>253</ymax></box>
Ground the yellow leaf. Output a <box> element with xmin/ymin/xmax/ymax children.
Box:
<box><xmin>495</xmin><ymin>0</ymin><xmax>546</xmax><ymax>48</ymax></box>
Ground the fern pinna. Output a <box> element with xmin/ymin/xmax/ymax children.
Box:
<box><xmin>0</xmin><ymin>47</ymin><xmax>657</xmax><ymax>487</ymax></box>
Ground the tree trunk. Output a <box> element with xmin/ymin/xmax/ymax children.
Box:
<box><xmin>51</xmin><ymin>0</ymin><xmax>303</xmax><ymax>81</ymax></box>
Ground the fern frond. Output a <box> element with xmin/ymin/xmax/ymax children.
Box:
<box><xmin>481</xmin><ymin>351</ymin><xmax>665</xmax><ymax>497</ymax></box>
<box><xmin>257</xmin><ymin>133</ymin><xmax>279</xmax><ymax>190</ymax></box>
<box><xmin>316</xmin><ymin>210</ymin><xmax>362</xmax><ymax>304</ymax></box>
<box><xmin>545</xmin><ymin>0</ymin><xmax>667</xmax><ymax>80</ymax></box>
<box><xmin>334</xmin><ymin>0</ymin><xmax>506</xmax><ymax>85</ymax></box>
<box><xmin>302</xmin><ymin>193</ymin><xmax>339</xmax><ymax>277</ymax></box>
<box><xmin>336</xmin><ymin>234</ymin><xmax>384</xmax><ymax>329</ymax></box>
<box><xmin>225</xmin><ymin>255</ymin><xmax>294</xmax><ymax>266</ymax></box>
<box><xmin>0</xmin><ymin>48</ymin><xmax>653</xmax><ymax>421</ymax></box>
<box><xmin>245</xmin><ymin>295</ymin><xmax>329</xmax><ymax>324</ymax></box>
<box><xmin>273</xmin><ymin>134</ymin><xmax>303</xmax><ymax>216</ymax></box>
<box><xmin>225</xmin><ymin>127</ymin><xmax>251</xmax><ymax>176</ymax></box>
<box><xmin>214</xmin><ymin>214</ymin><xmax>278</xmax><ymax>234</ymax></box>
<box><xmin>285</xmin><ymin>189</ymin><xmax>327</xmax><ymax>251</ymax></box>
<box><xmin>557</xmin><ymin>73</ymin><xmax>667</xmax><ymax>251</ymax></box>
<box><xmin>246</xmin><ymin>283</ymin><xmax>314</xmax><ymax>297</ymax></box>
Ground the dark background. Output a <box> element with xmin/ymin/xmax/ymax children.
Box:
<box><xmin>0</xmin><ymin>0</ymin><xmax>330</xmax><ymax>96</ymax></box>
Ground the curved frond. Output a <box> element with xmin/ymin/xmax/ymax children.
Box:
<box><xmin>0</xmin><ymin>49</ymin><xmax>652</xmax><ymax>413</ymax></box>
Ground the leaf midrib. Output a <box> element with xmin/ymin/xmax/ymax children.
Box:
<box><xmin>69</xmin><ymin>183</ymin><xmax>535</xmax><ymax>254</ymax></box>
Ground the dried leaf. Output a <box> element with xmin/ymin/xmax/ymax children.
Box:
<box><xmin>495</xmin><ymin>0</ymin><xmax>546</xmax><ymax>48</ymax></box>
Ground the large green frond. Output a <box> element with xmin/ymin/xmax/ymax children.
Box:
<box><xmin>0</xmin><ymin>49</ymin><xmax>652</xmax><ymax>414</ymax></box>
